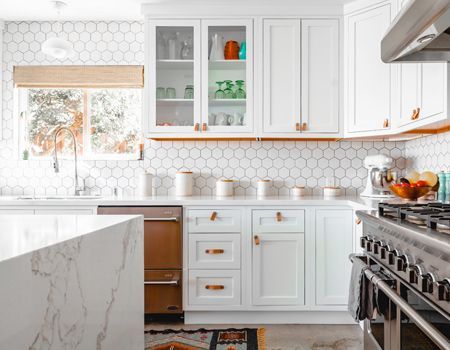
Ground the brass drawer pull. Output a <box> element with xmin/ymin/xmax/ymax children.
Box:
<box><xmin>383</xmin><ymin>119</ymin><xmax>389</xmax><ymax>128</ymax></box>
<box><xmin>205</xmin><ymin>249</ymin><xmax>224</xmax><ymax>254</ymax></box>
<box><xmin>355</xmin><ymin>218</ymin><xmax>361</xmax><ymax>225</ymax></box>
<box><xmin>205</xmin><ymin>284</ymin><xmax>224</xmax><ymax>290</ymax></box>
<box><xmin>254</xmin><ymin>235</ymin><xmax>260</xmax><ymax>246</ymax></box>
<box><xmin>202</xmin><ymin>123</ymin><xmax>207</xmax><ymax>132</ymax></box>
<box><xmin>295</xmin><ymin>122</ymin><xmax>301</xmax><ymax>131</ymax></box>
<box><xmin>302</xmin><ymin>122</ymin><xmax>307</xmax><ymax>131</ymax></box>
<box><xmin>194</xmin><ymin>123</ymin><xmax>199</xmax><ymax>131</ymax></box>
<box><xmin>210</xmin><ymin>211</ymin><xmax>217</xmax><ymax>221</ymax></box>
<box><xmin>411</xmin><ymin>107</ymin><xmax>420</xmax><ymax>120</ymax></box>
<box><xmin>276</xmin><ymin>211</ymin><xmax>282</xmax><ymax>222</ymax></box>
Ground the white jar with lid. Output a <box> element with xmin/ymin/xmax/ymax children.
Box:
<box><xmin>256</xmin><ymin>179</ymin><xmax>272</xmax><ymax>197</ymax></box>
<box><xmin>292</xmin><ymin>185</ymin><xmax>306</xmax><ymax>197</ymax></box>
<box><xmin>137</xmin><ymin>171</ymin><xmax>154</xmax><ymax>197</ymax></box>
<box><xmin>216</xmin><ymin>179</ymin><xmax>236</xmax><ymax>197</ymax></box>
<box><xmin>175</xmin><ymin>171</ymin><xmax>193</xmax><ymax>196</ymax></box>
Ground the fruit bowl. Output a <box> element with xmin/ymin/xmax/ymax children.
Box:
<box><xmin>389</xmin><ymin>185</ymin><xmax>432</xmax><ymax>200</ymax></box>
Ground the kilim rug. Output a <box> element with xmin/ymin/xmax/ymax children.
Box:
<box><xmin>145</xmin><ymin>328</ymin><xmax>266</xmax><ymax>350</ymax></box>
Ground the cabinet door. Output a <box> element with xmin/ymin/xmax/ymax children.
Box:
<box><xmin>263</xmin><ymin>19</ymin><xmax>301</xmax><ymax>133</ymax></box>
<box><xmin>146</xmin><ymin>19</ymin><xmax>201</xmax><ymax>133</ymax></box>
<box><xmin>315</xmin><ymin>209</ymin><xmax>353</xmax><ymax>305</ymax></box>
<box><xmin>420</xmin><ymin>63</ymin><xmax>446</xmax><ymax>121</ymax></box>
<box><xmin>301</xmin><ymin>19</ymin><xmax>339</xmax><ymax>134</ymax></box>
<box><xmin>398</xmin><ymin>63</ymin><xmax>421</xmax><ymax>127</ymax></box>
<box><xmin>347</xmin><ymin>3</ymin><xmax>395</xmax><ymax>133</ymax></box>
<box><xmin>252</xmin><ymin>233</ymin><xmax>304</xmax><ymax>305</ymax></box>
<box><xmin>201</xmin><ymin>19</ymin><xmax>253</xmax><ymax>133</ymax></box>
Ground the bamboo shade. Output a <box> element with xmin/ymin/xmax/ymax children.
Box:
<box><xmin>13</xmin><ymin>65</ymin><xmax>144</xmax><ymax>88</ymax></box>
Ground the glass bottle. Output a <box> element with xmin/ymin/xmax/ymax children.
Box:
<box><xmin>156</xmin><ymin>31</ymin><xmax>167</xmax><ymax>59</ymax></box>
<box><xmin>168</xmin><ymin>32</ymin><xmax>180</xmax><ymax>60</ymax></box>
<box><xmin>180</xmin><ymin>37</ymin><xmax>193</xmax><ymax>60</ymax></box>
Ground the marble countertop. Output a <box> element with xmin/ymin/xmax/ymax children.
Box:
<box><xmin>0</xmin><ymin>194</ymin><xmax>382</xmax><ymax>209</ymax></box>
<box><xmin>0</xmin><ymin>215</ymin><xmax>141</xmax><ymax>263</ymax></box>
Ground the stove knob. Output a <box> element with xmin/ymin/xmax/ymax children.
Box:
<box><xmin>387</xmin><ymin>250</ymin><xmax>397</xmax><ymax>265</ymax></box>
<box><xmin>380</xmin><ymin>246</ymin><xmax>387</xmax><ymax>260</ymax></box>
<box><xmin>359</xmin><ymin>236</ymin><xmax>367</xmax><ymax>249</ymax></box>
<box><xmin>406</xmin><ymin>265</ymin><xmax>418</xmax><ymax>284</ymax></box>
<box><xmin>418</xmin><ymin>273</ymin><xmax>434</xmax><ymax>293</ymax></box>
<box><xmin>435</xmin><ymin>280</ymin><xmax>450</xmax><ymax>301</ymax></box>
<box><xmin>366</xmin><ymin>239</ymin><xmax>373</xmax><ymax>252</ymax></box>
<box><xmin>373</xmin><ymin>241</ymin><xmax>380</xmax><ymax>255</ymax></box>
<box><xmin>395</xmin><ymin>255</ymin><xmax>407</xmax><ymax>272</ymax></box>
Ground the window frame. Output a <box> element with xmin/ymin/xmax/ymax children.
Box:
<box><xmin>17</xmin><ymin>87</ymin><xmax>142</xmax><ymax>161</ymax></box>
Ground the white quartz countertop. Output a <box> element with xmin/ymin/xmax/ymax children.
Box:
<box><xmin>0</xmin><ymin>195</ymin><xmax>381</xmax><ymax>209</ymax></box>
<box><xmin>0</xmin><ymin>215</ymin><xmax>141</xmax><ymax>263</ymax></box>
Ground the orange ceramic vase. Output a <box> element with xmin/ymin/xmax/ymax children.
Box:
<box><xmin>224</xmin><ymin>41</ymin><xmax>240</xmax><ymax>60</ymax></box>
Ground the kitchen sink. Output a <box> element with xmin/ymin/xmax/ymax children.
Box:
<box><xmin>16</xmin><ymin>195</ymin><xmax>103</xmax><ymax>200</ymax></box>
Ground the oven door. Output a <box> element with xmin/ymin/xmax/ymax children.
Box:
<box><xmin>397</xmin><ymin>282</ymin><xmax>450</xmax><ymax>350</ymax></box>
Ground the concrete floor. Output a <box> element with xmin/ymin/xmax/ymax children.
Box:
<box><xmin>146</xmin><ymin>323</ymin><xmax>363</xmax><ymax>350</ymax></box>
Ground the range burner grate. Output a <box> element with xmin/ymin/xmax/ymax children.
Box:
<box><xmin>378</xmin><ymin>202</ymin><xmax>450</xmax><ymax>229</ymax></box>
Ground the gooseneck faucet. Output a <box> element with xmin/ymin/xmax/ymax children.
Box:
<box><xmin>53</xmin><ymin>126</ymin><xmax>84</xmax><ymax>196</ymax></box>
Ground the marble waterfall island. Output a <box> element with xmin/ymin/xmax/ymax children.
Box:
<box><xmin>0</xmin><ymin>215</ymin><xmax>144</xmax><ymax>350</ymax></box>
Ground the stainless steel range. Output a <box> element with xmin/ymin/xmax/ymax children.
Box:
<box><xmin>355</xmin><ymin>202</ymin><xmax>450</xmax><ymax>350</ymax></box>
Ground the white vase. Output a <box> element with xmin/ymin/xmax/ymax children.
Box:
<box><xmin>210</xmin><ymin>33</ymin><xmax>224</xmax><ymax>61</ymax></box>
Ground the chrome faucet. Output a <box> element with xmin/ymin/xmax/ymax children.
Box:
<box><xmin>53</xmin><ymin>126</ymin><xmax>85</xmax><ymax>196</ymax></box>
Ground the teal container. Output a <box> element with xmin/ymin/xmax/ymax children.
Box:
<box><xmin>445</xmin><ymin>172</ymin><xmax>450</xmax><ymax>201</ymax></box>
<box><xmin>239</xmin><ymin>41</ymin><xmax>246</xmax><ymax>60</ymax></box>
<box><xmin>437</xmin><ymin>171</ymin><xmax>446</xmax><ymax>195</ymax></box>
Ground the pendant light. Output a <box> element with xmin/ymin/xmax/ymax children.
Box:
<box><xmin>41</xmin><ymin>1</ymin><xmax>74</xmax><ymax>59</ymax></box>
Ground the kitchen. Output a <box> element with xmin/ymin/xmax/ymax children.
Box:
<box><xmin>0</xmin><ymin>0</ymin><xmax>449</xmax><ymax>349</ymax></box>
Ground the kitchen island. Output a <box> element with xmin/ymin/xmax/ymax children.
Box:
<box><xmin>0</xmin><ymin>215</ymin><xmax>144</xmax><ymax>350</ymax></box>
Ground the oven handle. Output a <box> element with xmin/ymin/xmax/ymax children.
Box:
<box><xmin>143</xmin><ymin>217</ymin><xmax>179</xmax><ymax>222</ymax></box>
<box><xmin>144</xmin><ymin>280</ymin><xmax>179</xmax><ymax>286</ymax></box>
<box><xmin>351</xmin><ymin>255</ymin><xmax>449</xmax><ymax>349</ymax></box>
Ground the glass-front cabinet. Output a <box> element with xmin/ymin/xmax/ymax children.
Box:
<box><xmin>146</xmin><ymin>19</ymin><xmax>253</xmax><ymax>136</ymax></box>
<box><xmin>201</xmin><ymin>19</ymin><xmax>253</xmax><ymax>133</ymax></box>
<box><xmin>147</xmin><ymin>20</ymin><xmax>201</xmax><ymax>133</ymax></box>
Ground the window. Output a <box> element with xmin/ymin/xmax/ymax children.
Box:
<box><xmin>19</xmin><ymin>88</ymin><xmax>141</xmax><ymax>159</ymax></box>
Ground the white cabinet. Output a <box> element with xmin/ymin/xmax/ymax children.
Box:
<box><xmin>187</xmin><ymin>209</ymin><xmax>241</xmax><ymax>233</ymax></box>
<box><xmin>252</xmin><ymin>233</ymin><xmax>305</xmax><ymax>305</ymax></box>
<box><xmin>301</xmin><ymin>19</ymin><xmax>339</xmax><ymax>134</ymax></box>
<box><xmin>263</xmin><ymin>19</ymin><xmax>340</xmax><ymax>136</ymax></box>
<box><xmin>0</xmin><ymin>209</ymin><xmax>34</xmax><ymax>215</ymax></box>
<box><xmin>315</xmin><ymin>209</ymin><xmax>353</xmax><ymax>305</ymax></box>
<box><xmin>419</xmin><ymin>63</ymin><xmax>446</xmax><ymax>122</ymax></box>
<box><xmin>34</xmin><ymin>209</ymin><xmax>95</xmax><ymax>215</ymax></box>
<box><xmin>346</xmin><ymin>2</ymin><xmax>396</xmax><ymax>134</ymax></box>
<box><xmin>263</xmin><ymin>19</ymin><xmax>301</xmax><ymax>134</ymax></box>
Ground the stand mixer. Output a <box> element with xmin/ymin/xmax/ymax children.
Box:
<box><xmin>361</xmin><ymin>154</ymin><xmax>397</xmax><ymax>198</ymax></box>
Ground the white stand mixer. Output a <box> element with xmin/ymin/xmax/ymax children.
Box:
<box><xmin>361</xmin><ymin>154</ymin><xmax>396</xmax><ymax>198</ymax></box>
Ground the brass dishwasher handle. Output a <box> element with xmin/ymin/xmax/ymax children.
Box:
<box><xmin>205</xmin><ymin>249</ymin><xmax>224</xmax><ymax>254</ymax></box>
<box><xmin>144</xmin><ymin>217</ymin><xmax>179</xmax><ymax>222</ymax></box>
<box><xmin>144</xmin><ymin>280</ymin><xmax>179</xmax><ymax>286</ymax></box>
<box><xmin>205</xmin><ymin>285</ymin><xmax>225</xmax><ymax>290</ymax></box>
<box><xmin>210</xmin><ymin>211</ymin><xmax>217</xmax><ymax>221</ymax></box>
<box><xmin>254</xmin><ymin>235</ymin><xmax>260</xmax><ymax>246</ymax></box>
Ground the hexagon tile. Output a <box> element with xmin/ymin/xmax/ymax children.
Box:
<box><xmin>0</xmin><ymin>20</ymin><xmax>422</xmax><ymax>197</ymax></box>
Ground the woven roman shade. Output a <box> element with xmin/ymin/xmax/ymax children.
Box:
<box><xmin>13</xmin><ymin>65</ymin><xmax>144</xmax><ymax>88</ymax></box>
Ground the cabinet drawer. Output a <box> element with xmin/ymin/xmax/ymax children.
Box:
<box><xmin>252</xmin><ymin>209</ymin><xmax>305</xmax><ymax>233</ymax></box>
<box><xmin>187</xmin><ymin>209</ymin><xmax>241</xmax><ymax>233</ymax></box>
<box><xmin>188</xmin><ymin>270</ymin><xmax>241</xmax><ymax>306</ymax></box>
<box><xmin>189</xmin><ymin>234</ymin><xmax>240</xmax><ymax>269</ymax></box>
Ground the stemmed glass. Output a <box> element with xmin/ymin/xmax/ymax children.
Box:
<box><xmin>215</xmin><ymin>81</ymin><xmax>225</xmax><ymax>99</ymax></box>
<box><xmin>235</xmin><ymin>80</ymin><xmax>246</xmax><ymax>99</ymax></box>
<box><xmin>223</xmin><ymin>80</ymin><xmax>235</xmax><ymax>99</ymax></box>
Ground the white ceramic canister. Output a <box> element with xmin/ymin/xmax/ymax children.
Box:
<box><xmin>323</xmin><ymin>186</ymin><xmax>342</xmax><ymax>198</ymax></box>
<box><xmin>138</xmin><ymin>171</ymin><xmax>154</xmax><ymax>197</ymax></box>
<box><xmin>257</xmin><ymin>179</ymin><xmax>272</xmax><ymax>197</ymax></box>
<box><xmin>292</xmin><ymin>185</ymin><xmax>306</xmax><ymax>197</ymax></box>
<box><xmin>216</xmin><ymin>179</ymin><xmax>236</xmax><ymax>197</ymax></box>
<box><xmin>175</xmin><ymin>171</ymin><xmax>193</xmax><ymax>196</ymax></box>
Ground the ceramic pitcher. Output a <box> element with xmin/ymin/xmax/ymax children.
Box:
<box><xmin>210</xmin><ymin>33</ymin><xmax>225</xmax><ymax>61</ymax></box>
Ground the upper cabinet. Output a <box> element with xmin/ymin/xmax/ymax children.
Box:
<box><xmin>262</xmin><ymin>19</ymin><xmax>340</xmax><ymax>136</ymax></box>
<box><xmin>346</xmin><ymin>1</ymin><xmax>396</xmax><ymax>134</ymax></box>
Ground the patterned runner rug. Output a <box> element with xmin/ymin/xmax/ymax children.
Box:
<box><xmin>145</xmin><ymin>328</ymin><xmax>266</xmax><ymax>350</ymax></box>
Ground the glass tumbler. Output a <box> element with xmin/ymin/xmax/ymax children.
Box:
<box><xmin>184</xmin><ymin>85</ymin><xmax>194</xmax><ymax>99</ymax></box>
<box><xmin>156</xmin><ymin>87</ymin><xmax>166</xmax><ymax>99</ymax></box>
<box><xmin>166</xmin><ymin>87</ymin><xmax>176</xmax><ymax>99</ymax></box>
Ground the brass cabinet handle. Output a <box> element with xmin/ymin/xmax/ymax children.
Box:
<box><xmin>302</xmin><ymin>122</ymin><xmax>307</xmax><ymax>131</ymax></box>
<box><xmin>194</xmin><ymin>123</ymin><xmax>200</xmax><ymax>131</ymax></box>
<box><xmin>276</xmin><ymin>211</ymin><xmax>282</xmax><ymax>222</ymax></box>
<box><xmin>411</xmin><ymin>107</ymin><xmax>420</xmax><ymax>120</ymax></box>
<box><xmin>383</xmin><ymin>119</ymin><xmax>389</xmax><ymax>128</ymax></box>
<box><xmin>205</xmin><ymin>249</ymin><xmax>224</xmax><ymax>254</ymax></box>
<box><xmin>210</xmin><ymin>211</ymin><xmax>217</xmax><ymax>221</ymax></box>
<box><xmin>254</xmin><ymin>235</ymin><xmax>260</xmax><ymax>246</ymax></box>
<box><xmin>295</xmin><ymin>122</ymin><xmax>301</xmax><ymax>131</ymax></box>
<box><xmin>355</xmin><ymin>218</ymin><xmax>362</xmax><ymax>225</ymax></box>
<box><xmin>205</xmin><ymin>284</ymin><xmax>224</xmax><ymax>290</ymax></box>
<box><xmin>202</xmin><ymin>123</ymin><xmax>207</xmax><ymax>132</ymax></box>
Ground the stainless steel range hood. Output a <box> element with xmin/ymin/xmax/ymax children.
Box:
<box><xmin>381</xmin><ymin>0</ymin><xmax>450</xmax><ymax>62</ymax></box>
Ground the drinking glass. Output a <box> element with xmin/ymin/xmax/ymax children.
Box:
<box><xmin>215</xmin><ymin>81</ymin><xmax>225</xmax><ymax>99</ymax></box>
<box><xmin>166</xmin><ymin>87</ymin><xmax>176</xmax><ymax>99</ymax></box>
<box><xmin>235</xmin><ymin>80</ymin><xmax>246</xmax><ymax>99</ymax></box>
<box><xmin>156</xmin><ymin>87</ymin><xmax>166</xmax><ymax>99</ymax></box>
<box><xmin>223</xmin><ymin>80</ymin><xmax>235</xmax><ymax>99</ymax></box>
<box><xmin>184</xmin><ymin>85</ymin><xmax>194</xmax><ymax>99</ymax></box>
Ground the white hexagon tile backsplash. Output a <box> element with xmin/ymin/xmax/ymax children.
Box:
<box><xmin>1</xmin><ymin>20</ymin><xmax>447</xmax><ymax>197</ymax></box>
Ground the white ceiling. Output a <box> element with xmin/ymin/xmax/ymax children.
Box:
<box><xmin>0</xmin><ymin>0</ymin><xmax>358</xmax><ymax>21</ymax></box>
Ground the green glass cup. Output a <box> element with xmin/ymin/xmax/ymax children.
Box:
<box><xmin>235</xmin><ymin>80</ymin><xmax>246</xmax><ymax>99</ymax></box>
<box><xmin>215</xmin><ymin>81</ymin><xmax>225</xmax><ymax>99</ymax></box>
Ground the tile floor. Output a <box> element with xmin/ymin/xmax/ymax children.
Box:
<box><xmin>146</xmin><ymin>323</ymin><xmax>363</xmax><ymax>350</ymax></box>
